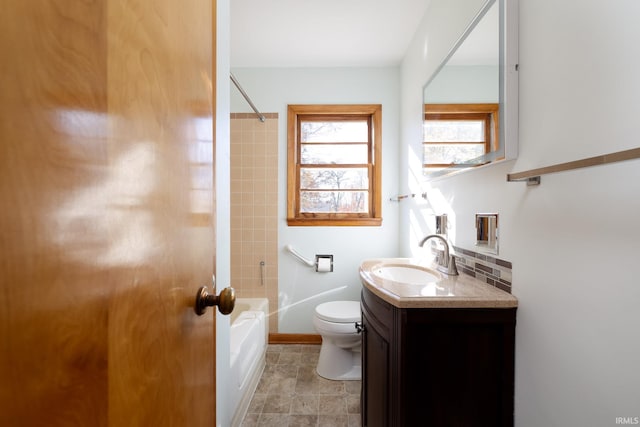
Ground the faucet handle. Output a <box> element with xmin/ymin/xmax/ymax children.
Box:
<box><xmin>447</xmin><ymin>255</ymin><xmax>459</xmax><ymax>275</ymax></box>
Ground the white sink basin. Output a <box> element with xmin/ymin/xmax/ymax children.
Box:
<box><xmin>371</xmin><ymin>264</ymin><xmax>440</xmax><ymax>285</ymax></box>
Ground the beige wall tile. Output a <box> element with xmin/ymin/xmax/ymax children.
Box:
<box><xmin>230</xmin><ymin>115</ymin><xmax>279</xmax><ymax>332</ymax></box>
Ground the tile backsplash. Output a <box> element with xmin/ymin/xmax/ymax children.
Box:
<box><xmin>452</xmin><ymin>246</ymin><xmax>513</xmax><ymax>294</ymax></box>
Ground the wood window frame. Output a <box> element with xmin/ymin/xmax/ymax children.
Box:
<box><xmin>423</xmin><ymin>103</ymin><xmax>499</xmax><ymax>168</ymax></box>
<box><xmin>287</xmin><ymin>104</ymin><xmax>382</xmax><ymax>227</ymax></box>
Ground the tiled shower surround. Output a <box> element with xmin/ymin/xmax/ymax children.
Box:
<box><xmin>453</xmin><ymin>246</ymin><xmax>513</xmax><ymax>294</ymax></box>
<box><xmin>231</xmin><ymin>113</ymin><xmax>279</xmax><ymax>333</ymax></box>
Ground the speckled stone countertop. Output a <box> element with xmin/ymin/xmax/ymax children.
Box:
<box><xmin>359</xmin><ymin>258</ymin><xmax>518</xmax><ymax>309</ymax></box>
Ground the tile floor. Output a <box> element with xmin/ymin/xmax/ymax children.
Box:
<box><xmin>241</xmin><ymin>344</ymin><xmax>361</xmax><ymax>427</ymax></box>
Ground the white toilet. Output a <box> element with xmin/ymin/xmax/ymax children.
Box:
<box><xmin>313</xmin><ymin>300</ymin><xmax>362</xmax><ymax>381</ymax></box>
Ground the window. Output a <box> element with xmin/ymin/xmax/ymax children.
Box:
<box><xmin>287</xmin><ymin>104</ymin><xmax>382</xmax><ymax>226</ymax></box>
<box><xmin>423</xmin><ymin>103</ymin><xmax>499</xmax><ymax>172</ymax></box>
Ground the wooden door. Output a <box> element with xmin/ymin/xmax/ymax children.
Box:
<box><xmin>0</xmin><ymin>0</ymin><xmax>217</xmax><ymax>426</ymax></box>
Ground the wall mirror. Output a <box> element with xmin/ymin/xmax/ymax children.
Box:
<box><xmin>422</xmin><ymin>0</ymin><xmax>518</xmax><ymax>180</ymax></box>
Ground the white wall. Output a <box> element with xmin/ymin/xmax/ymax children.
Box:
<box><xmin>231</xmin><ymin>67</ymin><xmax>401</xmax><ymax>333</ymax></box>
<box><xmin>402</xmin><ymin>0</ymin><xmax>640</xmax><ymax>425</ymax></box>
<box><xmin>215</xmin><ymin>0</ymin><xmax>232</xmax><ymax>425</ymax></box>
<box><xmin>399</xmin><ymin>0</ymin><xmax>489</xmax><ymax>251</ymax></box>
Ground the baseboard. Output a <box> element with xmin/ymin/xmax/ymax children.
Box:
<box><xmin>268</xmin><ymin>333</ymin><xmax>322</xmax><ymax>345</ymax></box>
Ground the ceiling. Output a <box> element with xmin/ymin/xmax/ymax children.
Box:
<box><xmin>230</xmin><ymin>0</ymin><xmax>432</xmax><ymax>68</ymax></box>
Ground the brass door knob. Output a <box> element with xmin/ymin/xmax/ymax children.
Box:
<box><xmin>194</xmin><ymin>286</ymin><xmax>235</xmax><ymax>316</ymax></box>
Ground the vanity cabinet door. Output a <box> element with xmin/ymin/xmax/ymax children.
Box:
<box><xmin>361</xmin><ymin>310</ymin><xmax>389</xmax><ymax>427</ymax></box>
<box><xmin>361</xmin><ymin>288</ymin><xmax>394</xmax><ymax>427</ymax></box>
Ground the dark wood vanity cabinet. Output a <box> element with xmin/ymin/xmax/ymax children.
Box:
<box><xmin>360</xmin><ymin>287</ymin><xmax>516</xmax><ymax>427</ymax></box>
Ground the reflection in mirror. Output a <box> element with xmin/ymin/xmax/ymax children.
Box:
<box><xmin>423</xmin><ymin>0</ymin><xmax>518</xmax><ymax>180</ymax></box>
<box><xmin>424</xmin><ymin>103</ymin><xmax>499</xmax><ymax>169</ymax></box>
<box><xmin>476</xmin><ymin>213</ymin><xmax>498</xmax><ymax>254</ymax></box>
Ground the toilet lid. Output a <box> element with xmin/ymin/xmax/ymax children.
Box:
<box><xmin>315</xmin><ymin>301</ymin><xmax>361</xmax><ymax>323</ymax></box>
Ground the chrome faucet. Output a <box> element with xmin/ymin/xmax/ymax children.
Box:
<box><xmin>419</xmin><ymin>234</ymin><xmax>459</xmax><ymax>276</ymax></box>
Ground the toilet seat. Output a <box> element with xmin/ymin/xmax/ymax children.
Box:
<box><xmin>315</xmin><ymin>301</ymin><xmax>360</xmax><ymax>323</ymax></box>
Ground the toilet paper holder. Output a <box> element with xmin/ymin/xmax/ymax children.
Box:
<box><xmin>315</xmin><ymin>255</ymin><xmax>334</xmax><ymax>273</ymax></box>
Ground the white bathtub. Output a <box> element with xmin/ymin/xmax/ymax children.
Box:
<box><xmin>229</xmin><ymin>298</ymin><xmax>269</xmax><ymax>427</ymax></box>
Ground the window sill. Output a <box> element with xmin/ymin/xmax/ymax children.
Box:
<box><xmin>287</xmin><ymin>217</ymin><xmax>382</xmax><ymax>227</ymax></box>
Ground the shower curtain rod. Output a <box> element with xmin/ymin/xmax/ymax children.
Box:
<box><xmin>230</xmin><ymin>73</ymin><xmax>266</xmax><ymax>122</ymax></box>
